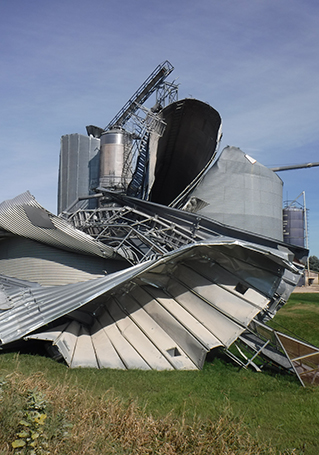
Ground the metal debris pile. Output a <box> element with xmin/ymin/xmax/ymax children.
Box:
<box><xmin>0</xmin><ymin>191</ymin><xmax>317</xmax><ymax>386</ymax></box>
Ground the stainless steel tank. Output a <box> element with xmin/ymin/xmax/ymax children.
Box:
<box><xmin>100</xmin><ymin>128</ymin><xmax>130</xmax><ymax>190</ymax></box>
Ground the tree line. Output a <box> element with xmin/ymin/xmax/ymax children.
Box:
<box><xmin>309</xmin><ymin>255</ymin><xmax>319</xmax><ymax>272</ymax></box>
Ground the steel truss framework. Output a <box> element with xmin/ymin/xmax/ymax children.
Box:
<box><xmin>156</xmin><ymin>81</ymin><xmax>179</xmax><ymax>108</ymax></box>
<box><xmin>64</xmin><ymin>190</ymin><xmax>303</xmax><ymax>328</ymax></box>
<box><xmin>66</xmin><ymin>204</ymin><xmax>207</xmax><ymax>265</ymax></box>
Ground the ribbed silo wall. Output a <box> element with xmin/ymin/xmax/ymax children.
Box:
<box><xmin>191</xmin><ymin>146</ymin><xmax>284</xmax><ymax>240</ymax></box>
<box><xmin>283</xmin><ymin>207</ymin><xmax>304</xmax><ymax>247</ymax></box>
<box><xmin>0</xmin><ymin>237</ymin><xmax>125</xmax><ymax>286</ymax></box>
<box><xmin>58</xmin><ymin>134</ymin><xmax>100</xmax><ymax>214</ymax></box>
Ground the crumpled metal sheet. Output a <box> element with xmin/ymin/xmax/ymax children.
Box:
<box><xmin>0</xmin><ymin>236</ymin><xmax>126</xmax><ymax>286</ymax></box>
<box><xmin>0</xmin><ymin>191</ymin><xmax>118</xmax><ymax>259</ymax></box>
<box><xmin>0</xmin><ymin>260</ymin><xmax>150</xmax><ymax>345</ymax></box>
<box><xmin>0</xmin><ymin>192</ymin><xmax>306</xmax><ymax>372</ymax></box>
<box><xmin>15</xmin><ymin>239</ymin><xmax>303</xmax><ymax>370</ymax></box>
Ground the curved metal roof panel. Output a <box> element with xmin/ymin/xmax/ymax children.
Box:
<box><xmin>0</xmin><ymin>192</ymin><xmax>118</xmax><ymax>259</ymax></box>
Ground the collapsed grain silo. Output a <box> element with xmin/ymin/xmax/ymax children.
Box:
<box><xmin>1</xmin><ymin>60</ymin><xmax>318</xmax><ymax>386</ymax></box>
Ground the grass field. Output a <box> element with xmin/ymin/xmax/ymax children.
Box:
<box><xmin>1</xmin><ymin>293</ymin><xmax>319</xmax><ymax>454</ymax></box>
<box><xmin>267</xmin><ymin>293</ymin><xmax>319</xmax><ymax>346</ymax></box>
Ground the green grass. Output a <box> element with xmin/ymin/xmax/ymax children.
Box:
<box><xmin>267</xmin><ymin>293</ymin><xmax>319</xmax><ymax>346</ymax></box>
<box><xmin>1</xmin><ymin>293</ymin><xmax>319</xmax><ymax>454</ymax></box>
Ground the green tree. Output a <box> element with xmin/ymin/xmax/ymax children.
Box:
<box><xmin>309</xmin><ymin>255</ymin><xmax>319</xmax><ymax>272</ymax></box>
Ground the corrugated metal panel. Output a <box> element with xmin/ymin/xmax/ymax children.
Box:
<box><xmin>110</xmin><ymin>293</ymin><xmax>196</xmax><ymax>370</ymax></box>
<box><xmin>71</xmin><ymin>326</ymin><xmax>99</xmax><ymax>369</ymax></box>
<box><xmin>58</xmin><ymin>134</ymin><xmax>100</xmax><ymax>214</ymax></box>
<box><xmin>25</xmin><ymin>252</ymin><xmax>269</xmax><ymax>370</ymax></box>
<box><xmin>0</xmin><ymin>237</ymin><xmax>123</xmax><ymax>286</ymax></box>
<box><xmin>166</xmin><ymin>279</ymin><xmax>244</xmax><ymax>347</ymax></box>
<box><xmin>0</xmin><ymin>273</ymin><xmax>40</xmax><ymax>292</ymax></box>
<box><xmin>140</xmin><ymin>286</ymin><xmax>221</xmax><ymax>351</ymax></box>
<box><xmin>91</xmin><ymin>319</ymin><xmax>126</xmax><ymax>369</ymax></box>
<box><xmin>0</xmin><ymin>260</ymin><xmax>152</xmax><ymax>345</ymax></box>
<box><xmin>191</xmin><ymin>147</ymin><xmax>284</xmax><ymax>241</ymax></box>
<box><xmin>0</xmin><ymin>191</ymin><xmax>117</xmax><ymax>259</ymax></box>
<box><xmin>28</xmin><ymin>290</ymin><xmax>200</xmax><ymax>370</ymax></box>
<box><xmin>53</xmin><ymin>320</ymin><xmax>80</xmax><ymax>365</ymax></box>
<box><xmin>130</xmin><ymin>286</ymin><xmax>210</xmax><ymax>368</ymax></box>
<box><xmin>106</xmin><ymin>296</ymin><xmax>174</xmax><ymax>370</ymax></box>
<box><xmin>172</xmin><ymin>265</ymin><xmax>266</xmax><ymax>326</ymax></box>
<box><xmin>96</xmin><ymin>310</ymin><xmax>151</xmax><ymax>370</ymax></box>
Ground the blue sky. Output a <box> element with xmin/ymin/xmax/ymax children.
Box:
<box><xmin>1</xmin><ymin>0</ymin><xmax>319</xmax><ymax>255</ymax></box>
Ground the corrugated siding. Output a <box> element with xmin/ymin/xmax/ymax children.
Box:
<box><xmin>0</xmin><ymin>237</ymin><xmax>108</xmax><ymax>286</ymax></box>
<box><xmin>0</xmin><ymin>191</ymin><xmax>116</xmax><ymax>259</ymax></box>
<box><xmin>0</xmin><ymin>260</ymin><xmax>151</xmax><ymax>345</ymax></box>
<box><xmin>192</xmin><ymin>146</ymin><xmax>284</xmax><ymax>240</ymax></box>
<box><xmin>58</xmin><ymin>134</ymin><xmax>100</xmax><ymax>214</ymax></box>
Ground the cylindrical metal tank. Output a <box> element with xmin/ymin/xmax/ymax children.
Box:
<box><xmin>189</xmin><ymin>146</ymin><xmax>284</xmax><ymax>241</ymax></box>
<box><xmin>283</xmin><ymin>206</ymin><xmax>305</xmax><ymax>247</ymax></box>
<box><xmin>58</xmin><ymin>134</ymin><xmax>100</xmax><ymax>214</ymax></box>
<box><xmin>100</xmin><ymin>128</ymin><xmax>131</xmax><ymax>189</ymax></box>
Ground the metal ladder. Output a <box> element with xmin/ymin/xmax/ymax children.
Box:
<box><xmin>127</xmin><ymin>130</ymin><xmax>150</xmax><ymax>198</ymax></box>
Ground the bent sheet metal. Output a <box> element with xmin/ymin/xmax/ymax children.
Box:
<box><xmin>1</xmin><ymin>191</ymin><xmax>316</xmax><ymax>387</ymax></box>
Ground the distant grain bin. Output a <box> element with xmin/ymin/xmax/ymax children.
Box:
<box><xmin>188</xmin><ymin>146</ymin><xmax>284</xmax><ymax>241</ymax></box>
<box><xmin>58</xmin><ymin>134</ymin><xmax>100</xmax><ymax>214</ymax></box>
<box><xmin>99</xmin><ymin>128</ymin><xmax>131</xmax><ymax>190</ymax></box>
<box><xmin>283</xmin><ymin>205</ymin><xmax>305</xmax><ymax>247</ymax></box>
